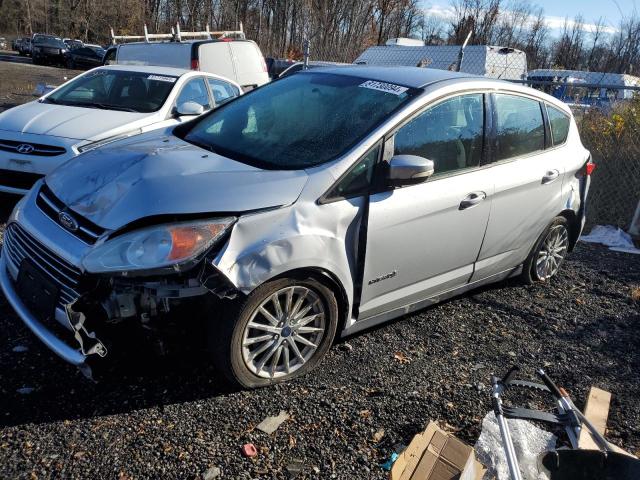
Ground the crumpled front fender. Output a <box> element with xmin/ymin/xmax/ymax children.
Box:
<box><xmin>212</xmin><ymin>198</ymin><xmax>365</xmax><ymax>317</ymax></box>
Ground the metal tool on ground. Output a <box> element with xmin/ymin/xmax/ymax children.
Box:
<box><xmin>491</xmin><ymin>366</ymin><xmax>523</xmax><ymax>480</ymax></box>
<box><xmin>490</xmin><ymin>366</ymin><xmax>601</xmax><ymax>480</ymax></box>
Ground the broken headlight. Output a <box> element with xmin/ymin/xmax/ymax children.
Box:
<box><xmin>82</xmin><ymin>218</ymin><xmax>235</xmax><ymax>274</ymax></box>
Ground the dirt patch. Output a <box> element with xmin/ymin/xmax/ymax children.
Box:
<box><xmin>0</xmin><ymin>61</ymin><xmax>81</xmax><ymax>112</ymax></box>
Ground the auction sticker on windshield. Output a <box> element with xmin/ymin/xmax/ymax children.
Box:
<box><xmin>359</xmin><ymin>80</ymin><xmax>408</xmax><ymax>95</ymax></box>
<box><xmin>148</xmin><ymin>75</ymin><xmax>177</xmax><ymax>83</ymax></box>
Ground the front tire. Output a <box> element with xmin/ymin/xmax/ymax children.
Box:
<box><xmin>521</xmin><ymin>216</ymin><xmax>570</xmax><ymax>283</ymax></box>
<box><xmin>211</xmin><ymin>276</ymin><xmax>338</xmax><ymax>388</ymax></box>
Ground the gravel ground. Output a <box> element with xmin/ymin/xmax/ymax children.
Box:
<box><xmin>1</xmin><ymin>188</ymin><xmax>639</xmax><ymax>479</ymax></box>
<box><xmin>0</xmin><ymin>62</ymin><xmax>639</xmax><ymax>478</ymax></box>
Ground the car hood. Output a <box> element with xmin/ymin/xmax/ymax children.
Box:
<box><xmin>45</xmin><ymin>133</ymin><xmax>309</xmax><ymax>231</ymax></box>
<box><xmin>0</xmin><ymin>101</ymin><xmax>149</xmax><ymax>140</ymax></box>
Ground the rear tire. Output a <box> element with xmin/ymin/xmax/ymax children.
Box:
<box><xmin>521</xmin><ymin>216</ymin><xmax>570</xmax><ymax>284</ymax></box>
<box><xmin>210</xmin><ymin>276</ymin><xmax>338</xmax><ymax>389</ymax></box>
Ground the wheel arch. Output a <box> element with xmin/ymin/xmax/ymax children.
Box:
<box><xmin>557</xmin><ymin>209</ymin><xmax>580</xmax><ymax>251</ymax></box>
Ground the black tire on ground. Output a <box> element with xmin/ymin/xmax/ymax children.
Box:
<box><xmin>210</xmin><ymin>276</ymin><xmax>339</xmax><ymax>389</ymax></box>
<box><xmin>521</xmin><ymin>216</ymin><xmax>570</xmax><ymax>284</ymax></box>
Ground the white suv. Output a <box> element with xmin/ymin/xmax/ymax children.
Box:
<box><xmin>0</xmin><ymin>65</ymin><xmax>242</xmax><ymax>194</ymax></box>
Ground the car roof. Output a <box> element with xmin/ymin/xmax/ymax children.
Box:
<box><xmin>309</xmin><ymin>65</ymin><xmax>478</xmax><ymax>89</ymax></box>
<box><xmin>98</xmin><ymin>64</ymin><xmax>193</xmax><ymax>76</ymax></box>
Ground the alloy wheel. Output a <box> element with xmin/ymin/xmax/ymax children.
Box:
<box><xmin>241</xmin><ymin>286</ymin><xmax>326</xmax><ymax>379</ymax></box>
<box><xmin>535</xmin><ymin>224</ymin><xmax>569</xmax><ymax>280</ymax></box>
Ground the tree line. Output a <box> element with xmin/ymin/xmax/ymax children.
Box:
<box><xmin>0</xmin><ymin>0</ymin><xmax>639</xmax><ymax>73</ymax></box>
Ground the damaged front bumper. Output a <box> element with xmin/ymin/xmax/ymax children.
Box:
<box><xmin>1</xmin><ymin>249</ymin><xmax>238</xmax><ymax>373</ymax></box>
<box><xmin>0</xmin><ymin>253</ymin><xmax>88</xmax><ymax>366</ymax></box>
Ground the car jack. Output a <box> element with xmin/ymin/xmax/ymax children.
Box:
<box><xmin>491</xmin><ymin>366</ymin><xmax>618</xmax><ymax>480</ymax></box>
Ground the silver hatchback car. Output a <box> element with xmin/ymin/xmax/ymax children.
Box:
<box><xmin>0</xmin><ymin>67</ymin><xmax>593</xmax><ymax>388</ymax></box>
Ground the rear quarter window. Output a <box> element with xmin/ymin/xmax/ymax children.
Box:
<box><xmin>546</xmin><ymin>104</ymin><xmax>571</xmax><ymax>146</ymax></box>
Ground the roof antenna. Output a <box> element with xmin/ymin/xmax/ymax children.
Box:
<box><xmin>455</xmin><ymin>30</ymin><xmax>473</xmax><ymax>72</ymax></box>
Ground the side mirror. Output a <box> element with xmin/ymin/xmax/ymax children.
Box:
<box><xmin>176</xmin><ymin>101</ymin><xmax>205</xmax><ymax>117</ymax></box>
<box><xmin>387</xmin><ymin>155</ymin><xmax>435</xmax><ymax>187</ymax></box>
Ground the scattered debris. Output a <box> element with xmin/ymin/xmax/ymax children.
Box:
<box><xmin>11</xmin><ymin>345</ymin><xmax>28</xmax><ymax>353</ymax></box>
<box><xmin>286</xmin><ymin>458</ymin><xmax>305</xmax><ymax>477</ymax></box>
<box><xmin>393</xmin><ymin>351</ymin><xmax>411</xmax><ymax>364</ymax></box>
<box><xmin>16</xmin><ymin>387</ymin><xmax>34</xmax><ymax>395</ymax></box>
<box><xmin>338</xmin><ymin>342</ymin><xmax>353</xmax><ymax>352</ymax></box>
<box><xmin>255</xmin><ymin>411</ymin><xmax>290</xmax><ymax>435</ymax></box>
<box><xmin>33</xmin><ymin>83</ymin><xmax>57</xmax><ymax>96</ymax></box>
<box><xmin>372</xmin><ymin>428</ymin><xmax>385</xmax><ymax>443</ymax></box>
<box><xmin>203</xmin><ymin>465</ymin><xmax>221</xmax><ymax>480</ymax></box>
<box><xmin>476</xmin><ymin>412</ymin><xmax>555</xmax><ymax>480</ymax></box>
<box><xmin>380</xmin><ymin>452</ymin><xmax>399</xmax><ymax>471</ymax></box>
<box><xmin>240</xmin><ymin>443</ymin><xmax>257</xmax><ymax>458</ymax></box>
<box><xmin>581</xmin><ymin>225</ymin><xmax>640</xmax><ymax>254</ymax></box>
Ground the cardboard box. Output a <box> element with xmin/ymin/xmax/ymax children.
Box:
<box><xmin>390</xmin><ymin>422</ymin><xmax>485</xmax><ymax>480</ymax></box>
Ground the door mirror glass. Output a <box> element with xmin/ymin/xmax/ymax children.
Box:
<box><xmin>176</xmin><ymin>101</ymin><xmax>204</xmax><ymax>116</ymax></box>
<box><xmin>387</xmin><ymin>155</ymin><xmax>434</xmax><ymax>186</ymax></box>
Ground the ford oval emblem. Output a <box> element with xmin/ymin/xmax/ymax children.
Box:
<box><xmin>16</xmin><ymin>143</ymin><xmax>35</xmax><ymax>154</ymax></box>
<box><xmin>58</xmin><ymin>211</ymin><xmax>79</xmax><ymax>232</ymax></box>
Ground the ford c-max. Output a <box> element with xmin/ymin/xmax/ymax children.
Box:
<box><xmin>0</xmin><ymin>66</ymin><xmax>593</xmax><ymax>387</ymax></box>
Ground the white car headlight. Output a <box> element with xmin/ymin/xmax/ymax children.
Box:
<box><xmin>82</xmin><ymin>218</ymin><xmax>235</xmax><ymax>274</ymax></box>
<box><xmin>77</xmin><ymin>129</ymin><xmax>142</xmax><ymax>153</ymax></box>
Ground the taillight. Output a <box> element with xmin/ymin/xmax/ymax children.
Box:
<box><xmin>577</xmin><ymin>157</ymin><xmax>596</xmax><ymax>177</ymax></box>
<box><xmin>190</xmin><ymin>59</ymin><xmax>199</xmax><ymax>70</ymax></box>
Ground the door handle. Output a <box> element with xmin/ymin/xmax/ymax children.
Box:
<box><xmin>542</xmin><ymin>169</ymin><xmax>560</xmax><ymax>184</ymax></box>
<box><xmin>459</xmin><ymin>191</ymin><xmax>486</xmax><ymax>210</ymax></box>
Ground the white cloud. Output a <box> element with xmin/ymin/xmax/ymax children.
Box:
<box><xmin>422</xmin><ymin>4</ymin><xmax>619</xmax><ymax>35</ymax></box>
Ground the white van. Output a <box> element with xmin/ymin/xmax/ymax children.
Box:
<box><xmin>105</xmin><ymin>39</ymin><xmax>269</xmax><ymax>90</ymax></box>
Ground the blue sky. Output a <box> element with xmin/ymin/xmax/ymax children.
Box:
<box><xmin>423</xmin><ymin>0</ymin><xmax>638</xmax><ymax>34</ymax></box>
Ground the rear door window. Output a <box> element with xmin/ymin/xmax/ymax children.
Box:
<box><xmin>207</xmin><ymin>78</ymin><xmax>240</xmax><ymax>105</ymax></box>
<box><xmin>546</xmin><ymin>104</ymin><xmax>571</xmax><ymax>146</ymax></box>
<box><xmin>494</xmin><ymin>94</ymin><xmax>545</xmax><ymax>160</ymax></box>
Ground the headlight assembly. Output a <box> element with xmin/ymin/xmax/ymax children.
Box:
<box><xmin>82</xmin><ymin>218</ymin><xmax>235</xmax><ymax>274</ymax></box>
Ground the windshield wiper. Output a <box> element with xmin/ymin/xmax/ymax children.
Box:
<box><xmin>89</xmin><ymin>103</ymin><xmax>140</xmax><ymax>113</ymax></box>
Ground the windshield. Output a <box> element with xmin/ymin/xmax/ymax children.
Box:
<box><xmin>35</xmin><ymin>36</ymin><xmax>65</xmax><ymax>48</ymax></box>
<box><xmin>45</xmin><ymin>69</ymin><xmax>178</xmax><ymax>113</ymax></box>
<box><xmin>181</xmin><ymin>72</ymin><xmax>417</xmax><ymax>169</ymax></box>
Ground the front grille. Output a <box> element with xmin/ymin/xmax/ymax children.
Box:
<box><xmin>0</xmin><ymin>169</ymin><xmax>44</xmax><ymax>190</ymax></box>
<box><xmin>3</xmin><ymin>223</ymin><xmax>82</xmax><ymax>310</ymax></box>
<box><xmin>36</xmin><ymin>185</ymin><xmax>106</xmax><ymax>245</ymax></box>
<box><xmin>0</xmin><ymin>139</ymin><xmax>66</xmax><ymax>157</ymax></box>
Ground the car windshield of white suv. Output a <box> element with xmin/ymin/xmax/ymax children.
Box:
<box><xmin>43</xmin><ymin>69</ymin><xmax>177</xmax><ymax>113</ymax></box>
<box><xmin>181</xmin><ymin>72</ymin><xmax>417</xmax><ymax>169</ymax></box>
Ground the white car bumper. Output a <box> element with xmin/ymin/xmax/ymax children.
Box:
<box><xmin>0</xmin><ymin>132</ymin><xmax>79</xmax><ymax>195</ymax></box>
